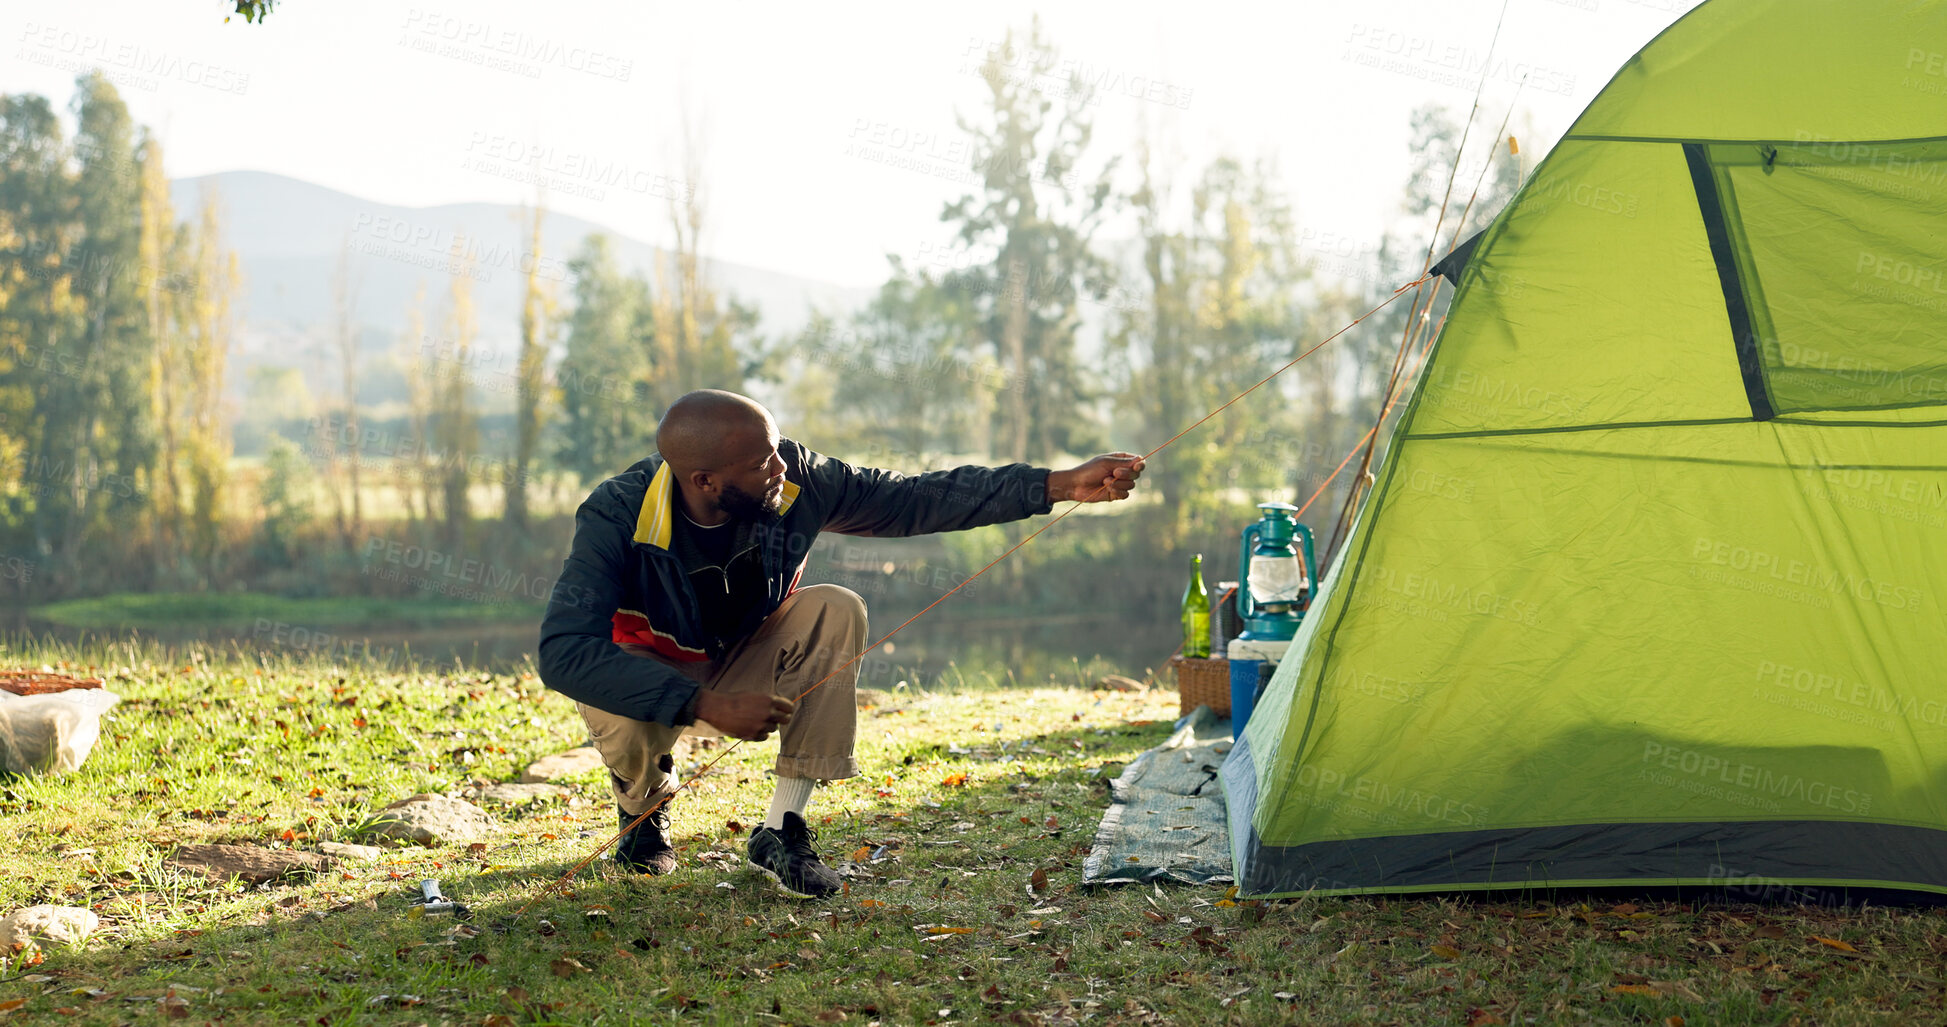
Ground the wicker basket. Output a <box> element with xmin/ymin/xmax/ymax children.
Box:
<box><xmin>1169</xmin><ymin>656</ymin><xmax>1230</xmax><ymax>716</ymax></box>
<box><xmin>0</xmin><ymin>669</ymin><xmax>103</xmax><ymax>697</ymax></box>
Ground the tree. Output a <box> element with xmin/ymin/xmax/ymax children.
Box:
<box><xmin>324</xmin><ymin>240</ymin><xmax>364</xmax><ymax>552</ymax></box>
<box><xmin>1110</xmin><ymin>146</ymin><xmax>1308</xmax><ymax>547</ymax></box>
<box><xmin>646</xmin><ymin>116</ymin><xmax>762</xmax><ymax>411</ymax></box>
<box><xmin>138</xmin><ymin>130</ymin><xmax>184</xmax><ymax>574</ymax></box>
<box><xmin>175</xmin><ymin>188</ymin><xmax>238</xmax><ymax>582</ymax></box>
<box><xmin>506</xmin><ymin>202</ymin><xmax>555</xmax><ymax>532</ymax></box>
<box><xmin>0</xmin><ymin>92</ymin><xmax>80</xmax><ymax>547</ymax></box>
<box><xmin>799</xmin><ymin>258</ymin><xmax>993</xmax><ymax>465</ymax></box>
<box><xmin>554</xmin><ymin>234</ymin><xmax>652</xmax><ymax>484</ymax></box>
<box><xmin>227</xmin><ymin>2</ymin><xmax>276</xmax><ymax>24</ymax></box>
<box><xmin>71</xmin><ymin>72</ymin><xmax>153</xmax><ymax>540</ymax></box>
<box><xmin>395</xmin><ymin>288</ymin><xmax>434</xmax><ymax>527</ymax></box>
<box><xmin>255</xmin><ymin>433</ymin><xmax>312</xmax><ymax>567</ymax></box>
<box><xmin>431</xmin><ymin>240</ymin><xmax>480</xmax><ymax>553</ymax></box>
<box><xmin>942</xmin><ymin>18</ymin><xmax>1116</xmax><ymax>463</ymax></box>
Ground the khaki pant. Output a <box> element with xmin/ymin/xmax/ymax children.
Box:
<box><xmin>577</xmin><ymin>584</ymin><xmax>868</xmax><ymax>816</ymax></box>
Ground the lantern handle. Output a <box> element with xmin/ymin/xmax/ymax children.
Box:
<box><xmin>1237</xmin><ymin>522</ymin><xmax>1261</xmax><ymax>622</ymax></box>
<box><xmin>1293</xmin><ymin>522</ymin><xmax>1317</xmax><ymax>609</ymax></box>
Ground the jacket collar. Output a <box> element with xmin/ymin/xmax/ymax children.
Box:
<box><xmin>633</xmin><ymin>456</ymin><xmax>802</xmax><ymax>550</ymax></box>
<box><xmin>633</xmin><ymin>462</ymin><xmax>677</xmax><ymax>549</ymax></box>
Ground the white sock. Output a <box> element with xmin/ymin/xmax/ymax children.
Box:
<box><xmin>765</xmin><ymin>777</ymin><xmax>816</xmax><ymax>830</ymax></box>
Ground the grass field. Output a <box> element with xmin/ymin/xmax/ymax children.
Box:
<box><xmin>2</xmin><ymin>638</ymin><xmax>1944</xmax><ymax>1026</ymax></box>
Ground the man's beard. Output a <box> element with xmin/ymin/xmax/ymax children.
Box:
<box><xmin>719</xmin><ymin>481</ymin><xmax>783</xmax><ymax>522</ymax></box>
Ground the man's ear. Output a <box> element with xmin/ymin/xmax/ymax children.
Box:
<box><xmin>688</xmin><ymin>470</ymin><xmax>717</xmax><ymax>495</ymax></box>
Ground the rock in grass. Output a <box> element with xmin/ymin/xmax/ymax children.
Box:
<box><xmin>363</xmin><ymin>794</ymin><xmax>495</xmax><ymax>846</ymax></box>
<box><xmin>0</xmin><ymin>905</ymin><xmax>100</xmax><ymax>949</ymax></box>
<box><xmin>519</xmin><ymin>747</ymin><xmax>604</xmax><ymax>783</ymax></box>
<box><xmin>1098</xmin><ymin>675</ymin><xmax>1147</xmax><ymax>693</ymax></box>
<box><xmin>471</xmin><ymin>782</ymin><xmax>569</xmax><ymax>805</ymax></box>
<box><xmin>169</xmin><ymin>843</ymin><xmax>332</xmax><ymax>884</ymax></box>
<box><xmin>317</xmin><ymin>841</ymin><xmax>382</xmax><ymax>861</ymax></box>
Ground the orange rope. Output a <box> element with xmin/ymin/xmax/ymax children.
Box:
<box><xmin>512</xmin><ymin>273</ymin><xmax>1435</xmax><ymax>917</ymax></box>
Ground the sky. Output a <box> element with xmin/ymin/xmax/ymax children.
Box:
<box><xmin>2</xmin><ymin>0</ymin><xmax>1698</xmax><ymax>290</ymax></box>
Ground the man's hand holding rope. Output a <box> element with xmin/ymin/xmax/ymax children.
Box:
<box><xmin>1047</xmin><ymin>454</ymin><xmax>1145</xmax><ymax>503</ymax></box>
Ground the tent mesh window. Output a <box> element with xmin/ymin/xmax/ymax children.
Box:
<box><xmin>1692</xmin><ymin>139</ymin><xmax>1947</xmax><ymax>416</ymax></box>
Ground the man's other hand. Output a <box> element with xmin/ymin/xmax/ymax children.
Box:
<box><xmin>1048</xmin><ymin>453</ymin><xmax>1145</xmax><ymax>503</ymax></box>
<box><xmin>694</xmin><ymin>691</ymin><xmax>795</xmax><ymax>741</ymax></box>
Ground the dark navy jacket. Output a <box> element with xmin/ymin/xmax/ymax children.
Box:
<box><xmin>537</xmin><ymin>439</ymin><xmax>1053</xmax><ymax>725</ymax></box>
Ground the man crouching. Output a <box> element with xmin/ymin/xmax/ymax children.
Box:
<box><xmin>537</xmin><ymin>389</ymin><xmax>1142</xmax><ymax>898</ymax></box>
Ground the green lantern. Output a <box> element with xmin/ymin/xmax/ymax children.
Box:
<box><xmin>1236</xmin><ymin>502</ymin><xmax>1316</xmax><ymax>642</ymax></box>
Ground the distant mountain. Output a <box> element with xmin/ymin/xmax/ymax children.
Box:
<box><xmin>170</xmin><ymin>170</ymin><xmax>876</xmax><ymax>393</ymax></box>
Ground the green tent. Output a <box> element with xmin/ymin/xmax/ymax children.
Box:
<box><xmin>1222</xmin><ymin>0</ymin><xmax>1947</xmax><ymax>899</ymax></box>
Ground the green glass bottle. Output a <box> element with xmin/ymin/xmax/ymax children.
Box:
<box><xmin>1181</xmin><ymin>553</ymin><xmax>1211</xmax><ymax>658</ymax></box>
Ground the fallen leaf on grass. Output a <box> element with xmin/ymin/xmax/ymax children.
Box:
<box><xmin>550</xmin><ymin>957</ymin><xmax>592</xmax><ymax>977</ymax></box>
<box><xmin>941</xmin><ymin>773</ymin><xmax>969</xmax><ymax>787</ymax></box>
<box><xmin>1610</xmin><ymin>985</ymin><xmax>1660</xmax><ymax>997</ymax></box>
<box><xmin>1029</xmin><ymin>867</ymin><xmax>1049</xmax><ymax>894</ymax></box>
<box><xmin>925</xmin><ymin>927</ymin><xmax>975</xmax><ymax>935</ymax></box>
<box><xmin>1810</xmin><ymin>935</ymin><xmax>1858</xmax><ymax>953</ymax></box>
<box><xmin>1430</xmin><ymin>944</ymin><xmax>1462</xmax><ymax>960</ymax></box>
<box><xmin>1465</xmin><ymin>1009</ymin><xmax>1505</xmax><ymax>1026</ymax></box>
<box><xmin>0</xmin><ymin>999</ymin><xmax>27</xmax><ymax>1014</ymax></box>
<box><xmin>1753</xmin><ymin>925</ymin><xmax>1787</xmax><ymax>940</ymax></box>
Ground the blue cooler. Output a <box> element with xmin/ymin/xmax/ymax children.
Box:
<box><xmin>1226</xmin><ymin>638</ymin><xmax>1290</xmax><ymax>737</ymax></box>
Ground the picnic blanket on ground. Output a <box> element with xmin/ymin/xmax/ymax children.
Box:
<box><xmin>1081</xmin><ymin>705</ymin><xmax>1234</xmax><ymax>886</ymax></box>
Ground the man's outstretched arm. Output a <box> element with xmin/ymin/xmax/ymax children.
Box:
<box><xmin>805</xmin><ymin>442</ymin><xmax>1145</xmax><ymax>538</ymax></box>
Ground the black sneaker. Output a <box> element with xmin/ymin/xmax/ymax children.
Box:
<box><xmin>747</xmin><ymin>812</ymin><xmax>842</xmax><ymax>899</ymax></box>
<box><xmin>614</xmin><ymin>801</ymin><xmax>677</xmax><ymax>875</ymax></box>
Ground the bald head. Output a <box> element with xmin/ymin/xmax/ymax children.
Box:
<box><xmin>658</xmin><ymin>390</ymin><xmax>788</xmax><ymax>524</ymax></box>
<box><xmin>656</xmin><ymin>390</ymin><xmax>774</xmax><ymax>475</ymax></box>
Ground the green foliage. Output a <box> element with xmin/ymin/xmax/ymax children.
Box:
<box><xmin>0</xmin><ymin>35</ymin><xmax>1515</xmax><ymax>650</ymax></box>
<box><xmin>506</xmin><ymin>205</ymin><xmax>555</xmax><ymax>532</ymax></box>
<box><xmin>227</xmin><ymin>1</ymin><xmax>275</xmax><ymax>23</ymax></box>
<box><xmin>553</xmin><ymin>234</ymin><xmax>654</xmax><ymax>483</ymax></box>
<box><xmin>941</xmin><ymin>17</ymin><xmax>1117</xmax><ymax>464</ymax></box>
<box><xmin>254</xmin><ymin>434</ymin><xmax>314</xmax><ymax>567</ymax></box>
<box><xmin>790</xmin><ymin>259</ymin><xmax>995</xmax><ymax>464</ymax></box>
<box><xmin>0</xmin><ymin>74</ymin><xmax>239</xmax><ymax>588</ymax></box>
<box><xmin>430</xmin><ymin>243</ymin><xmax>479</xmax><ymax>552</ymax></box>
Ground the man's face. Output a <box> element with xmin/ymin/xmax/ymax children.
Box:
<box><xmin>715</xmin><ymin>416</ymin><xmax>788</xmax><ymax>520</ymax></box>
